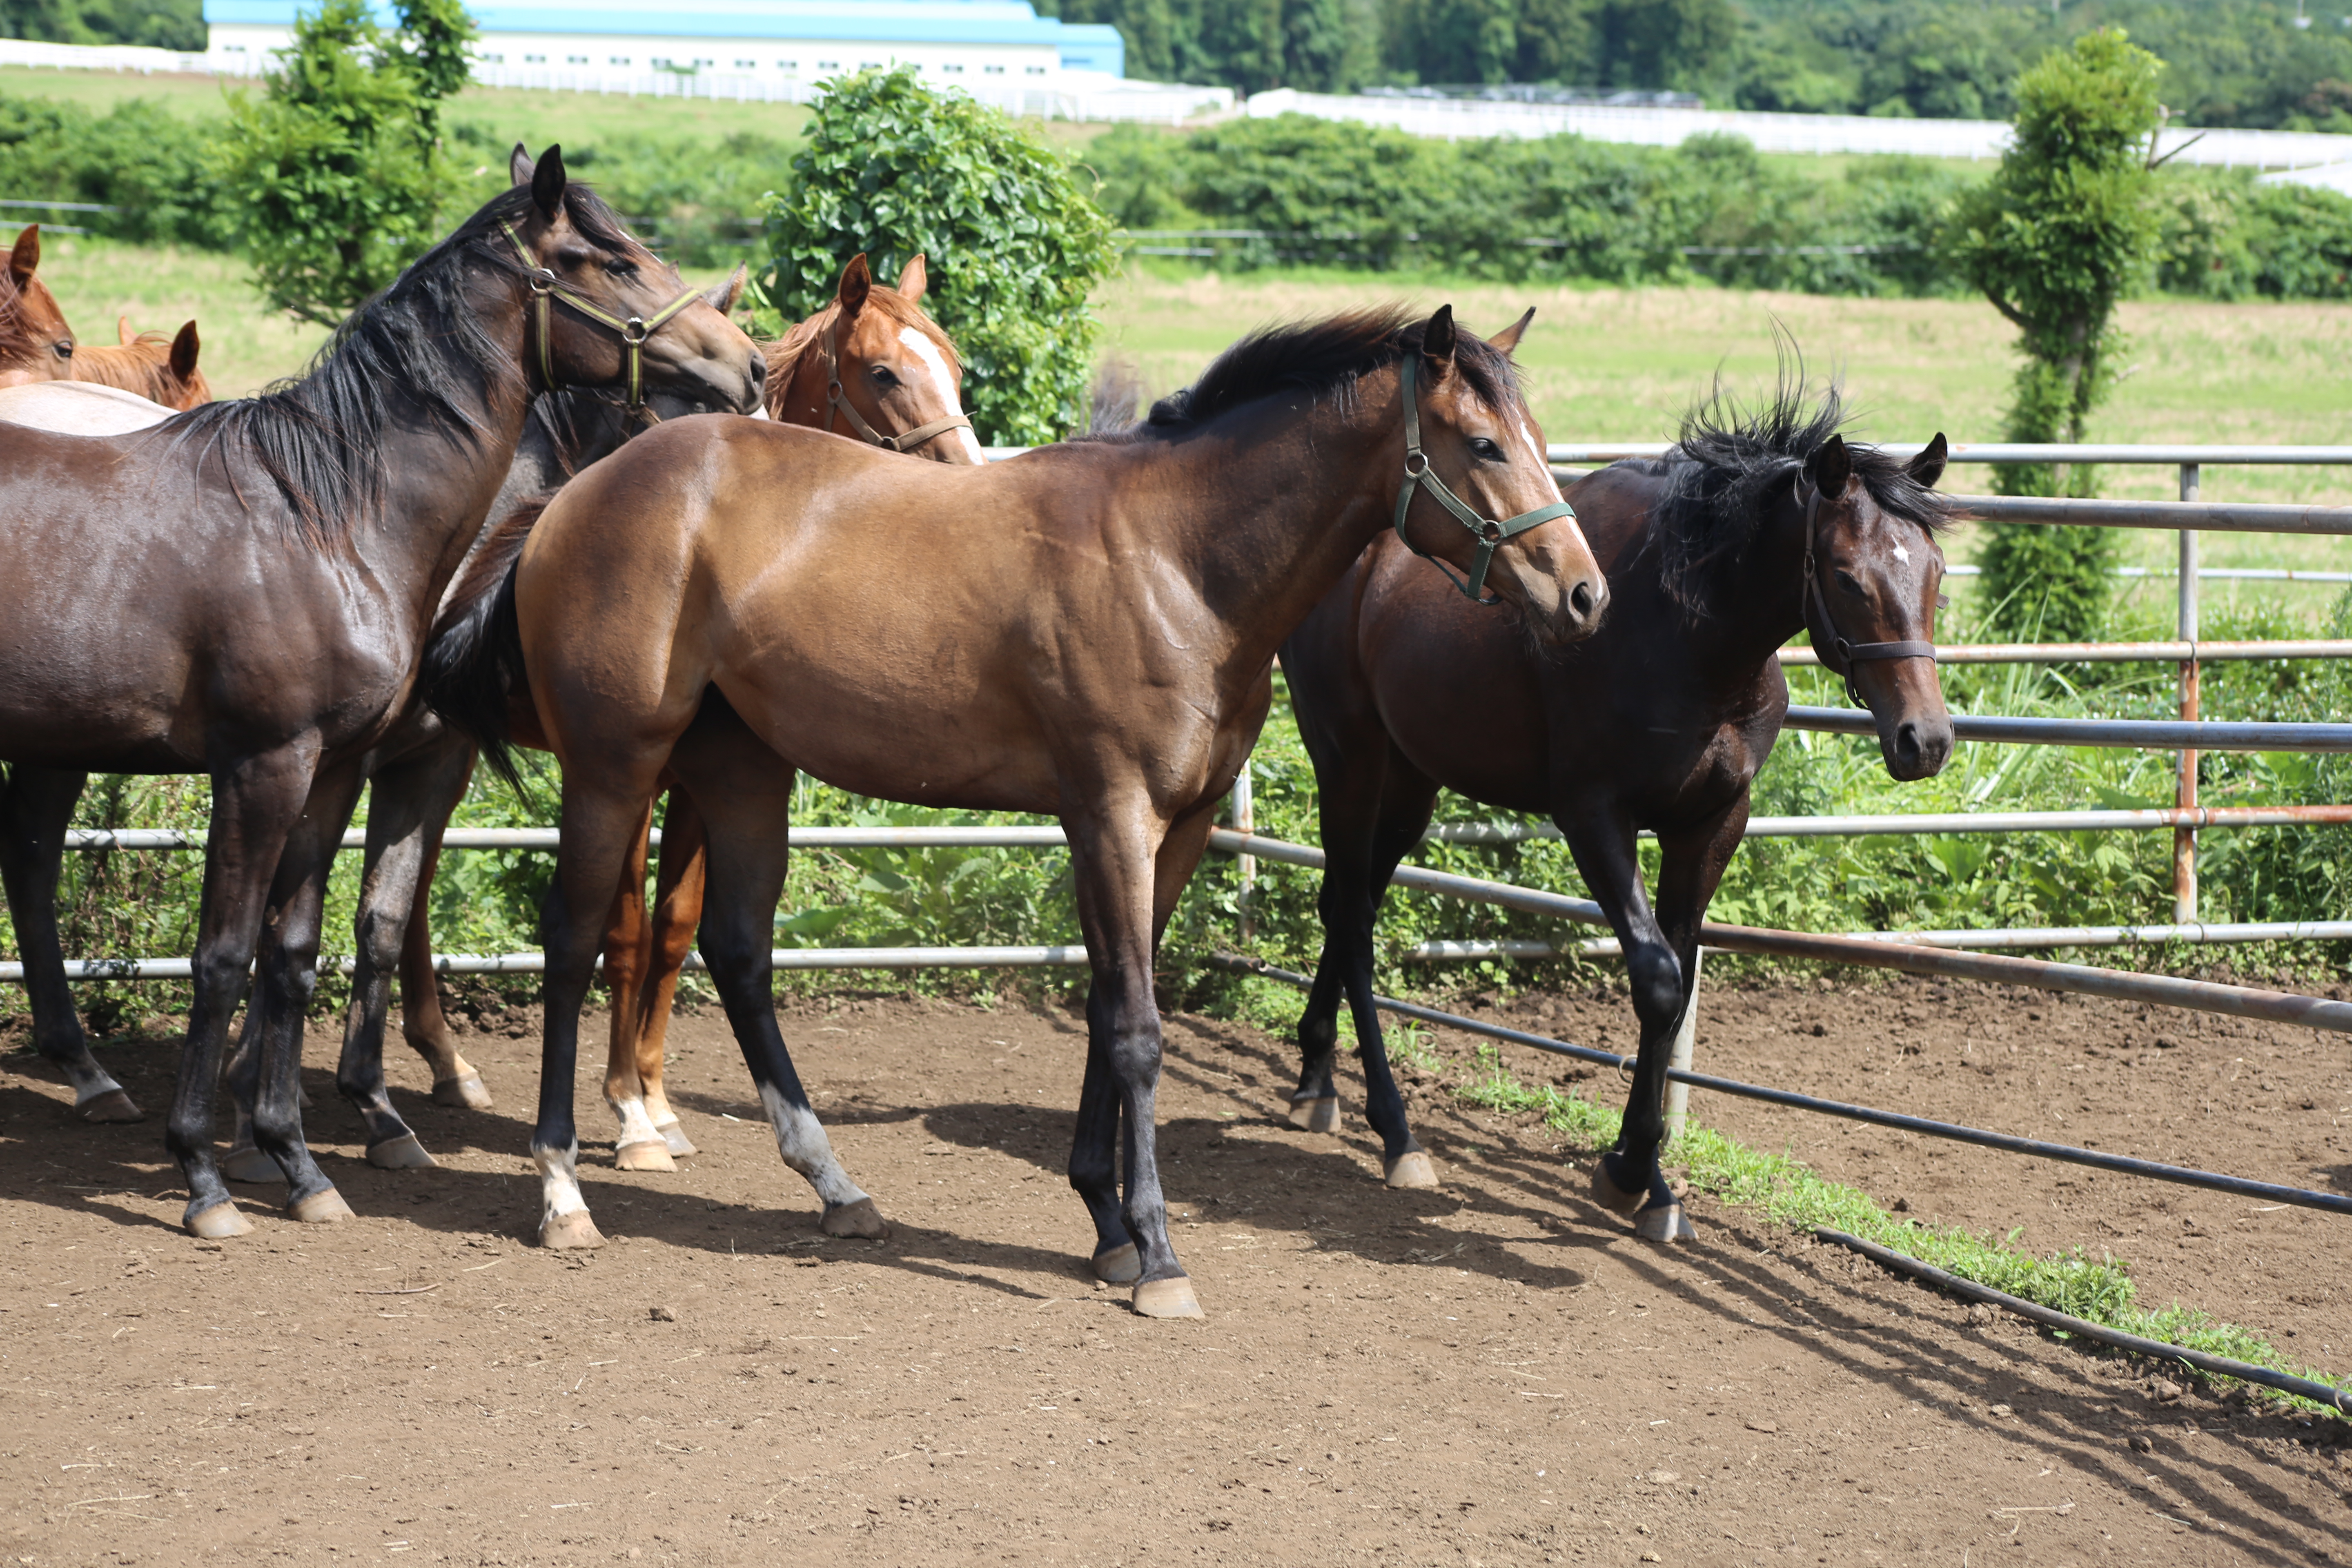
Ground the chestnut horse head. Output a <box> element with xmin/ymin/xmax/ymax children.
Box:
<box><xmin>64</xmin><ymin>317</ymin><xmax>211</xmax><ymax>410</ymax></box>
<box><xmin>762</xmin><ymin>252</ymin><xmax>981</xmax><ymax>463</ymax></box>
<box><xmin>0</xmin><ymin>225</ymin><xmax>77</xmax><ymax>387</ymax></box>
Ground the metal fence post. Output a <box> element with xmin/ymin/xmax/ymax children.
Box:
<box><xmin>1232</xmin><ymin>757</ymin><xmax>1256</xmax><ymax>943</ymax></box>
<box><xmin>1663</xmin><ymin>949</ymin><xmax>1702</xmax><ymax>1148</ymax></box>
<box><xmin>2175</xmin><ymin>463</ymin><xmax>2201</xmax><ymax>924</ymax></box>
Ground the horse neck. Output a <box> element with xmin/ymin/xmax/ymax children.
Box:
<box><xmin>1664</xmin><ymin>483</ymin><xmax>1813</xmax><ymax>677</ymax></box>
<box><xmin>1141</xmin><ymin>393</ymin><xmax>1404</xmax><ymax>675</ymax></box>
<box><xmin>773</xmin><ymin>334</ymin><xmax>833</xmax><ymax>431</ymax></box>
<box><xmin>68</xmin><ymin>345</ymin><xmax>168</xmax><ymax>401</ymax></box>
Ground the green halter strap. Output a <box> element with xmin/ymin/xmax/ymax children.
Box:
<box><xmin>1393</xmin><ymin>353</ymin><xmax>1577</xmax><ymax>604</ymax></box>
<box><xmin>502</xmin><ymin>220</ymin><xmax>703</xmax><ymax>410</ymax></box>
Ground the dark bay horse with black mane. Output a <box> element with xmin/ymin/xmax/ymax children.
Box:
<box><xmin>1281</xmin><ymin>375</ymin><xmax>1954</xmax><ymax>1240</ymax></box>
<box><xmin>429</xmin><ymin>305</ymin><xmax>1606</xmax><ymax>1316</ymax></box>
<box><xmin>0</xmin><ymin>149</ymin><xmax>762</xmax><ymax>1239</ymax></box>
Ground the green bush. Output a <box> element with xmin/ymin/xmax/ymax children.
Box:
<box><xmin>212</xmin><ymin>0</ymin><xmax>477</xmax><ymax>325</ymax></box>
<box><xmin>0</xmin><ymin>91</ymin><xmax>231</xmax><ymax>247</ymax></box>
<box><xmin>756</xmin><ymin>67</ymin><xmax>1119</xmax><ymax>445</ymax></box>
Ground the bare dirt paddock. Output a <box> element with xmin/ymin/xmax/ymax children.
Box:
<box><xmin>1</xmin><ymin>976</ymin><xmax>2347</xmax><ymax>1567</ymax></box>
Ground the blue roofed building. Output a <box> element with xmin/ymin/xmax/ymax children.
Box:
<box><xmin>202</xmin><ymin>0</ymin><xmax>1126</xmax><ymax>82</ymax></box>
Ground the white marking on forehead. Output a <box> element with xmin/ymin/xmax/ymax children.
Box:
<box><xmin>896</xmin><ymin>324</ymin><xmax>985</xmax><ymax>461</ymax></box>
<box><xmin>1516</xmin><ymin>419</ymin><xmax>1560</xmax><ymax>499</ymax></box>
<box><xmin>1892</xmin><ymin>542</ymin><xmax>1911</xmax><ymax>564</ymax></box>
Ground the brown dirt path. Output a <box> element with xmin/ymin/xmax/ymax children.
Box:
<box><xmin>0</xmin><ymin>982</ymin><xmax>2345</xmax><ymax>1566</ymax></box>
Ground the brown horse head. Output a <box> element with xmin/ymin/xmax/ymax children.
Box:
<box><xmin>1393</xmin><ymin>304</ymin><xmax>1606</xmax><ymax>644</ymax></box>
<box><xmin>0</xmin><ymin>224</ymin><xmax>77</xmax><ymax>386</ymax></box>
<box><xmin>761</xmin><ymin>251</ymin><xmax>982</xmax><ymax>463</ymax></box>
<box><xmin>1799</xmin><ymin>430</ymin><xmax>1953</xmax><ymax>780</ymax></box>
<box><xmin>69</xmin><ymin>317</ymin><xmax>211</xmax><ymax>409</ymax></box>
<box><xmin>505</xmin><ymin>145</ymin><xmax>764</xmax><ymax>416</ymax></box>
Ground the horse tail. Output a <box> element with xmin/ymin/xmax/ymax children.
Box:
<box><xmin>1085</xmin><ymin>355</ymin><xmax>1145</xmax><ymax>435</ymax></box>
<box><xmin>423</xmin><ymin>499</ymin><xmax>541</xmax><ymax>790</ymax></box>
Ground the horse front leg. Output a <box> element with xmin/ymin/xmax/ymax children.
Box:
<box><xmin>1559</xmin><ymin>805</ymin><xmax>1692</xmax><ymax>1243</ymax></box>
<box><xmin>232</xmin><ymin>759</ymin><xmax>371</xmax><ymax>1222</ymax></box>
<box><xmin>169</xmin><ymin>743</ymin><xmax>321</xmax><ymax>1238</ymax></box>
<box><xmin>633</xmin><ymin>792</ymin><xmax>708</xmax><ymax>1159</ymax></box>
<box><xmin>1065</xmin><ymin>795</ymin><xmax>1200</xmax><ymax>1319</ymax></box>
<box><xmin>1340</xmin><ymin>751</ymin><xmax>1443</xmax><ymax>1189</ymax></box>
<box><xmin>600</xmin><ymin>796</ymin><xmax>673</xmax><ymax>1171</ymax></box>
<box><xmin>0</xmin><ymin>766</ymin><xmax>140</xmax><ymax>1120</ymax></box>
<box><xmin>666</xmin><ymin>724</ymin><xmax>882</xmax><ymax>1238</ymax></box>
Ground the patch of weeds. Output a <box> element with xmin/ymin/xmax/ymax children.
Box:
<box><xmin>1452</xmin><ymin>1043</ymin><xmax>2351</xmax><ymax>1421</ymax></box>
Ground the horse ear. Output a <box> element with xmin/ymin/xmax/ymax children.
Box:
<box><xmin>1421</xmin><ymin>304</ymin><xmax>1457</xmax><ymax>381</ymax></box>
<box><xmin>1805</xmin><ymin>433</ymin><xmax>1853</xmax><ymax>498</ymax></box>
<box><xmin>530</xmin><ymin>145</ymin><xmax>566</xmax><ymax>222</ymax></box>
<box><xmin>509</xmin><ymin>143</ymin><xmax>536</xmax><ymax>188</ymax></box>
<box><xmin>118</xmin><ymin>315</ymin><xmax>137</xmax><ymax>346</ymax></box>
<box><xmin>1907</xmin><ymin>431</ymin><xmax>1949</xmax><ymax>490</ymax></box>
<box><xmin>9</xmin><ymin>223</ymin><xmax>38</xmax><ymax>285</ymax></box>
<box><xmin>897</xmin><ymin>253</ymin><xmax>928</xmax><ymax>303</ymax></box>
<box><xmin>1489</xmin><ymin>307</ymin><xmax>1535</xmax><ymax>354</ymax></box>
<box><xmin>702</xmin><ymin>263</ymin><xmax>748</xmax><ymax>314</ymax></box>
<box><xmin>170</xmin><ymin>320</ymin><xmax>200</xmax><ymax>381</ymax></box>
<box><xmin>836</xmin><ymin>253</ymin><xmax>872</xmax><ymax>319</ymax></box>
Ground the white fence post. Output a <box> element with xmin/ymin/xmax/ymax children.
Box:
<box><xmin>2175</xmin><ymin>462</ymin><xmax>2201</xmax><ymax>924</ymax></box>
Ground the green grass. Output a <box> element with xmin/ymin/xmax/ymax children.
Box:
<box><xmin>1449</xmin><ymin>1040</ymin><xmax>2352</xmax><ymax>1420</ymax></box>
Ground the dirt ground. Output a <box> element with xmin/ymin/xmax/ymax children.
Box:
<box><xmin>0</xmin><ymin>973</ymin><xmax>2346</xmax><ymax>1567</ymax></box>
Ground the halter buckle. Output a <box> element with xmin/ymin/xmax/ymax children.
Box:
<box><xmin>528</xmin><ymin>268</ymin><xmax>557</xmax><ymax>296</ymax></box>
<box><xmin>622</xmin><ymin>316</ymin><xmax>648</xmax><ymax>345</ymax></box>
<box><xmin>1403</xmin><ymin>450</ymin><xmax>1430</xmax><ymax>478</ymax></box>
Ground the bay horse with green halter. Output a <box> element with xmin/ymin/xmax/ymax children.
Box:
<box><xmin>1279</xmin><ymin>369</ymin><xmax>1955</xmax><ymax>1240</ymax></box>
<box><xmin>0</xmin><ymin>149</ymin><xmax>762</xmax><ymax>1236</ymax></box>
<box><xmin>427</xmin><ymin>304</ymin><xmax>1607</xmax><ymax>1317</ymax></box>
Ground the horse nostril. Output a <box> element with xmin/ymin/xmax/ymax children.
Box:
<box><xmin>1893</xmin><ymin>722</ymin><xmax>1922</xmax><ymax>763</ymax></box>
<box><xmin>1570</xmin><ymin>580</ymin><xmax>1597</xmax><ymax>618</ymax></box>
<box><xmin>747</xmin><ymin>356</ymin><xmax>768</xmax><ymax>383</ymax></box>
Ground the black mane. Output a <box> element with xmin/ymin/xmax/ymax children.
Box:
<box><xmin>1090</xmin><ymin>306</ymin><xmax>1519</xmax><ymax>439</ymax></box>
<box><xmin>170</xmin><ymin>182</ymin><xmax>640</xmax><ymax>547</ymax></box>
<box><xmin>1635</xmin><ymin>363</ymin><xmax>1951</xmax><ymax>617</ymax></box>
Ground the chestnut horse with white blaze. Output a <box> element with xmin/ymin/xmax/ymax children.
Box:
<box><xmin>1280</xmin><ymin>374</ymin><xmax>1954</xmax><ymax>1240</ymax></box>
<box><xmin>428</xmin><ymin>305</ymin><xmax>1607</xmax><ymax>1318</ymax></box>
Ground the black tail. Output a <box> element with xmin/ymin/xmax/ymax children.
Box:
<box><xmin>422</xmin><ymin>499</ymin><xmax>541</xmax><ymax>791</ymax></box>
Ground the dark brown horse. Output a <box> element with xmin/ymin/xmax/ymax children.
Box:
<box><xmin>1281</xmin><ymin>377</ymin><xmax>1953</xmax><ymax>1239</ymax></box>
<box><xmin>428</xmin><ymin>306</ymin><xmax>1607</xmax><ymax>1316</ymax></box>
<box><xmin>0</xmin><ymin>149</ymin><xmax>762</xmax><ymax>1238</ymax></box>
<box><xmin>215</xmin><ymin>246</ymin><xmax>978</xmax><ymax>1182</ymax></box>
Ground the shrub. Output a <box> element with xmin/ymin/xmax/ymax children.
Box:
<box><xmin>212</xmin><ymin>0</ymin><xmax>477</xmax><ymax>325</ymax></box>
<box><xmin>756</xmin><ymin>67</ymin><xmax>1119</xmax><ymax>445</ymax></box>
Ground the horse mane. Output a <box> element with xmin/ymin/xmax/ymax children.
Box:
<box><xmin>1100</xmin><ymin>306</ymin><xmax>1518</xmax><ymax>440</ymax></box>
<box><xmin>759</xmin><ymin>284</ymin><xmax>957</xmax><ymax>413</ymax></box>
<box><xmin>1638</xmin><ymin>360</ymin><xmax>1952</xmax><ymax>619</ymax></box>
<box><xmin>167</xmin><ymin>181</ymin><xmax>644</xmax><ymax>549</ymax></box>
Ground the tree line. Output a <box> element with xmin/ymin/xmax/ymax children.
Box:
<box><xmin>1040</xmin><ymin>0</ymin><xmax>2352</xmax><ymax>128</ymax></box>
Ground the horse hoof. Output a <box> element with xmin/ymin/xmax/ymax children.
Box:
<box><xmin>288</xmin><ymin>1189</ymin><xmax>356</xmax><ymax>1224</ymax></box>
<box><xmin>540</xmin><ymin>1211</ymin><xmax>606</xmax><ymax>1250</ymax></box>
<box><xmin>186</xmin><ymin>1202</ymin><xmax>254</xmax><ymax>1240</ymax></box>
<box><xmin>822</xmin><ymin>1198</ymin><xmax>889</xmax><ymax>1240</ymax></box>
<box><xmin>1091</xmin><ymin>1243</ymin><xmax>1142</xmax><ymax>1285</ymax></box>
<box><xmin>1588</xmin><ymin>1159</ymin><xmax>1646</xmax><ymax>1218</ymax></box>
<box><xmin>432</xmin><ymin>1071</ymin><xmax>494</xmax><ymax>1111</ymax></box>
<box><xmin>656</xmin><ymin>1120</ymin><xmax>698</xmax><ymax>1158</ymax></box>
<box><xmin>222</xmin><ymin>1145</ymin><xmax>286</xmax><ymax>1184</ymax></box>
<box><xmin>1131</xmin><ymin>1276</ymin><xmax>1204</xmax><ymax>1320</ymax></box>
<box><xmin>78</xmin><ymin>1089</ymin><xmax>145</xmax><ymax>1123</ymax></box>
<box><xmin>1384</xmin><ymin>1151</ymin><xmax>1441</xmax><ymax>1190</ymax></box>
<box><xmin>1634</xmin><ymin>1202</ymin><xmax>1696</xmax><ymax>1244</ymax></box>
<box><xmin>615</xmin><ymin>1139</ymin><xmax>677</xmax><ymax>1173</ymax></box>
<box><xmin>1286</xmin><ymin>1096</ymin><xmax>1341</xmax><ymax>1134</ymax></box>
<box><xmin>365</xmin><ymin>1132</ymin><xmax>439</xmax><ymax>1170</ymax></box>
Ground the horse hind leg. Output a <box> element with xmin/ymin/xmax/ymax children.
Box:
<box><xmin>392</xmin><ymin>743</ymin><xmax>492</xmax><ymax>1111</ymax></box>
<box><xmin>635</xmin><ymin>792</ymin><xmax>708</xmax><ymax>1159</ymax></box>
<box><xmin>0</xmin><ymin>766</ymin><xmax>140</xmax><ymax>1121</ymax></box>
<box><xmin>600</xmin><ymin>797</ymin><xmax>674</xmax><ymax>1172</ymax></box>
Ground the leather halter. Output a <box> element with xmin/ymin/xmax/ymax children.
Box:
<box><xmin>1797</xmin><ymin>472</ymin><xmax>1937</xmax><ymax>700</ymax></box>
<box><xmin>1393</xmin><ymin>353</ymin><xmax>1576</xmax><ymax>604</ymax></box>
<box><xmin>818</xmin><ymin>315</ymin><xmax>975</xmax><ymax>454</ymax></box>
<box><xmin>502</xmin><ymin>221</ymin><xmax>701</xmax><ymax>411</ymax></box>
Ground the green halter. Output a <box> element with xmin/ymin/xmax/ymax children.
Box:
<box><xmin>1393</xmin><ymin>352</ymin><xmax>1577</xmax><ymax>604</ymax></box>
<box><xmin>502</xmin><ymin>220</ymin><xmax>703</xmax><ymax>411</ymax></box>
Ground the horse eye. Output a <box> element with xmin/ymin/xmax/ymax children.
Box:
<box><xmin>871</xmin><ymin>367</ymin><xmax>900</xmax><ymax>389</ymax></box>
<box><xmin>53</xmin><ymin>341</ymin><xmax>71</xmax><ymax>359</ymax></box>
<box><xmin>605</xmin><ymin>257</ymin><xmax>638</xmax><ymax>278</ymax></box>
<box><xmin>1834</xmin><ymin>569</ymin><xmax>1865</xmax><ymax>596</ymax></box>
<box><xmin>1469</xmin><ymin>437</ymin><xmax>1503</xmax><ymax>459</ymax></box>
